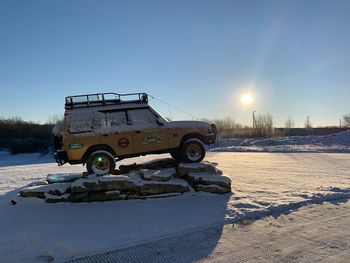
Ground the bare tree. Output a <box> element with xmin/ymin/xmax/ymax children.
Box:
<box><xmin>343</xmin><ymin>114</ymin><xmax>350</xmax><ymax>128</ymax></box>
<box><xmin>284</xmin><ymin>116</ymin><xmax>295</xmax><ymax>136</ymax></box>
<box><xmin>211</xmin><ymin>116</ymin><xmax>236</xmax><ymax>139</ymax></box>
<box><xmin>46</xmin><ymin>114</ymin><xmax>64</xmax><ymax>125</ymax></box>
<box><xmin>284</xmin><ymin>116</ymin><xmax>295</xmax><ymax>129</ymax></box>
<box><xmin>253</xmin><ymin>113</ymin><xmax>274</xmax><ymax>137</ymax></box>
<box><xmin>304</xmin><ymin>116</ymin><xmax>312</xmax><ymax>129</ymax></box>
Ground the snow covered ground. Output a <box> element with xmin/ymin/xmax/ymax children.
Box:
<box><xmin>67</xmin><ymin>201</ymin><xmax>350</xmax><ymax>263</ymax></box>
<box><xmin>210</xmin><ymin>130</ymin><xmax>350</xmax><ymax>153</ymax></box>
<box><xmin>0</xmin><ymin>149</ymin><xmax>350</xmax><ymax>262</ymax></box>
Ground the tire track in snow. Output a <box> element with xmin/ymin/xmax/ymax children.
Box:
<box><xmin>65</xmin><ymin>197</ymin><xmax>350</xmax><ymax>263</ymax></box>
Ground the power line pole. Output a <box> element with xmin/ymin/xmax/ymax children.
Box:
<box><xmin>252</xmin><ymin>111</ymin><xmax>256</xmax><ymax>129</ymax></box>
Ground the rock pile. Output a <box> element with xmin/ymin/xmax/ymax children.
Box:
<box><xmin>19</xmin><ymin>159</ymin><xmax>231</xmax><ymax>203</ymax></box>
<box><xmin>177</xmin><ymin>163</ymin><xmax>231</xmax><ymax>194</ymax></box>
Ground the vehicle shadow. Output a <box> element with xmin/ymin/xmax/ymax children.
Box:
<box><xmin>64</xmin><ymin>192</ymin><xmax>232</xmax><ymax>263</ymax></box>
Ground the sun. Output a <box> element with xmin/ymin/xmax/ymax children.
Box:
<box><xmin>241</xmin><ymin>93</ymin><xmax>253</xmax><ymax>106</ymax></box>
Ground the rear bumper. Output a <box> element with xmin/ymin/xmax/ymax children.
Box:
<box><xmin>54</xmin><ymin>150</ymin><xmax>68</xmax><ymax>165</ymax></box>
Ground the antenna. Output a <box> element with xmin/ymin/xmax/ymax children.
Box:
<box><xmin>148</xmin><ymin>94</ymin><xmax>196</xmax><ymax>120</ymax></box>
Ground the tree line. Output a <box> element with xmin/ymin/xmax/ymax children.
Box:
<box><xmin>0</xmin><ymin>117</ymin><xmax>54</xmax><ymax>154</ymax></box>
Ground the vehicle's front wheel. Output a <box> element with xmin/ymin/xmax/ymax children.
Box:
<box><xmin>180</xmin><ymin>139</ymin><xmax>206</xmax><ymax>163</ymax></box>
<box><xmin>86</xmin><ymin>150</ymin><xmax>116</xmax><ymax>175</ymax></box>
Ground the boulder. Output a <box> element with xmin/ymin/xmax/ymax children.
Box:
<box><xmin>20</xmin><ymin>182</ymin><xmax>71</xmax><ymax>198</ymax></box>
<box><xmin>139</xmin><ymin>179</ymin><xmax>189</xmax><ymax>195</ymax></box>
<box><xmin>71</xmin><ymin>174</ymin><xmax>139</xmax><ymax>194</ymax></box>
<box><xmin>117</xmin><ymin>158</ymin><xmax>180</xmax><ymax>174</ymax></box>
<box><xmin>69</xmin><ymin>192</ymin><xmax>89</xmax><ymax>202</ymax></box>
<box><xmin>20</xmin><ymin>188</ymin><xmax>46</xmax><ymax>198</ymax></box>
<box><xmin>45</xmin><ymin>193</ymin><xmax>70</xmax><ymax>203</ymax></box>
<box><xmin>187</xmin><ymin>173</ymin><xmax>231</xmax><ymax>188</ymax></box>
<box><xmin>86</xmin><ymin>191</ymin><xmax>127</xmax><ymax>202</ymax></box>
<box><xmin>140</xmin><ymin>168</ymin><xmax>175</xmax><ymax>182</ymax></box>
<box><xmin>196</xmin><ymin>184</ymin><xmax>231</xmax><ymax>194</ymax></box>
<box><xmin>177</xmin><ymin>163</ymin><xmax>222</xmax><ymax>177</ymax></box>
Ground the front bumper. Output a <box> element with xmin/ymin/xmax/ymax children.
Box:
<box><xmin>54</xmin><ymin>150</ymin><xmax>68</xmax><ymax>165</ymax></box>
<box><xmin>204</xmin><ymin>133</ymin><xmax>216</xmax><ymax>144</ymax></box>
<box><xmin>204</xmin><ymin>123</ymin><xmax>217</xmax><ymax>144</ymax></box>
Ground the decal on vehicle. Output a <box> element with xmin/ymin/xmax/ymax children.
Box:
<box><xmin>68</xmin><ymin>142</ymin><xmax>83</xmax><ymax>149</ymax></box>
<box><xmin>118</xmin><ymin>137</ymin><xmax>130</xmax><ymax>148</ymax></box>
<box><xmin>142</xmin><ymin>135</ymin><xmax>162</xmax><ymax>145</ymax></box>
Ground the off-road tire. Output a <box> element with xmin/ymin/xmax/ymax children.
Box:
<box><xmin>180</xmin><ymin>139</ymin><xmax>206</xmax><ymax>163</ymax></box>
<box><xmin>86</xmin><ymin>150</ymin><xmax>116</xmax><ymax>175</ymax></box>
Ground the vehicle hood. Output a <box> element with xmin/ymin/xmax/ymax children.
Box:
<box><xmin>165</xmin><ymin>120</ymin><xmax>211</xmax><ymax>129</ymax></box>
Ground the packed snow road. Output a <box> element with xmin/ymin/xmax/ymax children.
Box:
<box><xmin>68</xmin><ymin>201</ymin><xmax>350</xmax><ymax>263</ymax></box>
<box><xmin>0</xmin><ymin>152</ymin><xmax>350</xmax><ymax>262</ymax></box>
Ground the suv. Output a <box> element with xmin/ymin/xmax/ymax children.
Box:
<box><xmin>53</xmin><ymin>93</ymin><xmax>216</xmax><ymax>175</ymax></box>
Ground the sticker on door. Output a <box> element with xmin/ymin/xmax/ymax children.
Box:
<box><xmin>142</xmin><ymin>135</ymin><xmax>162</xmax><ymax>145</ymax></box>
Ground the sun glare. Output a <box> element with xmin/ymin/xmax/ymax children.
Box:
<box><xmin>241</xmin><ymin>93</ymin><xmax>253</xmax><ymax>106</ymax></box>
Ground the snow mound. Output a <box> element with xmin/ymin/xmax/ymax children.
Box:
<box><xmin>210</xmin><ymin>131</ymin><xmax>350</xmax><ymax>153</ymax></box>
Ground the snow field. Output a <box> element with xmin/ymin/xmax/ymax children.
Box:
<box><xmin>0</xmin><ymin>150</ymin><xmax>350</xmax><ymax>262</ymax></box>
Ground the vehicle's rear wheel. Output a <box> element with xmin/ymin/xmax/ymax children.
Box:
<box><xmin>180</xmin><ymin>139</ymin><xmax>206</xmax><ymax>163</ymax></box>
<box><xmin>86</xmin><ymin>150</ymin><xmax>116</xmax><ymax>175</ymax></box>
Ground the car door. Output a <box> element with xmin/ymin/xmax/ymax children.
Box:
<box><xmin>128</xmin><ymin>108</ymin><xmax>169</xmax><ymax>154</ymax></box>
<box><xmin>99</xmin><ymin>110</ymin><xmax>134</xmax><ymax>156</ymax></box>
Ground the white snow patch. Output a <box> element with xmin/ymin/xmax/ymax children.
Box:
<box><xmin>141</xmin><ymin>168</ymin><xmax>175</xmax><ymax>181</ymax></box>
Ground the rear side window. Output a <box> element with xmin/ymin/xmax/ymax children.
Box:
<box><xmin>128</xmin><ymin>108</ymin><xmax>157</xmax><ymax>125</ymax></box>
<box><xmin>106</xmin><ymin>111</ymin><xmax>127</xmax><ymax>127</ymax></box>
<box><xmin>69</xmin><ymin>112</ymin><xmax>104</xmax><ymax>133</ymax></box>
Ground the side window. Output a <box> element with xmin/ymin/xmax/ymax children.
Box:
<box><xmin>69</xmin><ymin>112</ymin><xmax>93</xmax><ymax>133</ymax></box>
<box><xmin>69</xmin><ymin>111</ymin><xmax>105</xmax><ymax>133</ymax></box>
<box><xmin>106</xmin><ymin>111</ymin><xmax>128</xmax><ymax>127</ymax></box>
<box><xmin>128</xmin><ymin>108</ymin><xmax>157</xmax><ymax>125</ymax></box>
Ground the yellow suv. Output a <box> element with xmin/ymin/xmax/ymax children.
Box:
<box><xmin>53</xmin><ymin>93</ymin><xmax>216</xmax><ymax>175</ymax></box>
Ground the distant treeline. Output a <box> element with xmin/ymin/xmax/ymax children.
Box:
<box><xmin>1</xmin><ymin>114</ymin><xmax>349</xmax><ymax>154</ymax></box>
<box><xmin>0</xmin><ymin>117</ymin><xmax>54</xmax><ymax>154</ymax></box>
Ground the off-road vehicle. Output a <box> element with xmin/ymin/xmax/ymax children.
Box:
<box><xmin>53</xmin><ymin>93</ymin><xmax>216</xmax><ymax>175</ymax></box>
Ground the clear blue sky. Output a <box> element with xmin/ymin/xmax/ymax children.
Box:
<box><xmin>1</xmin><ymin>0</ymin><xmax>349</xmax><ymax>127</ymax></box>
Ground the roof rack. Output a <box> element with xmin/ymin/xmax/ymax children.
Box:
<box><xmin>65</xmin><ymin>92</ymin><xmax>148</xmax><ymax>109</ymax></box>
